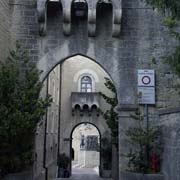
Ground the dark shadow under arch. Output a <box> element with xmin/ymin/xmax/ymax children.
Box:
<box><xmin>71</xmin><ymin>147</ymin><xmax>75</xmax><ymax>160</ymax></box>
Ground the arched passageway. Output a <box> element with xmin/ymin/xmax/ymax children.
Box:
<box><xmin>59</xmin><ymin>55</ymin><xmax>113</xmax><ymax>177</ymax></box>
<box><xmin>71</xmin><ymin>123</ymin><xmax>101</xmax><ymax>176</ymax></box>
<box><xmin>34</xmin><ymin>55</ymin><xmax>116</xmax><ymax>180</ymax></box>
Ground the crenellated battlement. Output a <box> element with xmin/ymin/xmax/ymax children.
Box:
<box><xmin>37</xmin><ymin>0</ymin><xmax>122</xmax><ymax>37</ymax></box>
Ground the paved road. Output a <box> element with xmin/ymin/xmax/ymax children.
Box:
<box><xmin>55</xmin><ymin>167</ymin><xmax>113</xmax><ymax>180</ymax></box>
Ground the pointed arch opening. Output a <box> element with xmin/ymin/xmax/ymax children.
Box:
<box><xmin>36</xmin><ymin>54</ymin><xmax>118</xmax><ymax>179</ymax></box>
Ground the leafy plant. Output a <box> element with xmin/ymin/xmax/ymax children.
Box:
<box><xmin>100</xmin><ymin>77</ymin><xmax>118</xmax><ymax>146</ymax></box>
<box><xmin>145</xmin><ymin>0</ymin><xmax>180</xmax><ymax>19</ymax></box>
<box><xmin>0</xmin><ymin>43</ymin><xmax>51</xmax><ymax>176</ymax></box>
<box><xmin>57</xmin><ymin>153</ymin><xmax>70</xmax><ymax>169</ymax></box>
<box><xmin>101</xmin><ymin>137</ymin><xmax>112</xmax><ymax>170</ymax></box>
<box><xmin>125</xmin><ymin>109</ymin><xmax>163</xmax><ymax>173</ymax></box>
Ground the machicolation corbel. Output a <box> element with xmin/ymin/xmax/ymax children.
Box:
<box><xmin>112</xmin><ymin>0</ymin><xmax>122</xmax><ymax>37</ymax></box>
<box><xmin>37</xmin><ymin>0</ymin><xmax>47</xmax><ymax>36</ymax></box>
<box><xmin>61</xmin><ymin>0</ymin><xmax>72</xmax><ymax>35</ymax></box>
<box><xmin>87</xmin><ymin>0</ymin><xmax>98</xmax><ymax>37</ymax></box>
<box><xmin>37</xmin><ymin>0</ymin><xmax>122</xmax><ymax>37</ymax></box>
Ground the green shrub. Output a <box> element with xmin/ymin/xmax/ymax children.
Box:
<box><xmin>101</xmin><ymin>137</ymin><xmax>112</xmax><ymax>170</ymax></box>
<box><xmin>100</xmin><ymin>77</ymin><xmax>118</xmax><ymax>146</ymax></box>
<box><xmin>0</xmin><ymin>43</ymin><xmax>51</xmax><ymax>176</ymax></box>
<box><xmin>125</xmin><ymin>109</ymin><xmax>163</xmax><ymax>173</ymax></box>
<box><xmin>57</xmin><ymin>153</ymin><xmax>70</xmax><ymax>169</ymax></box>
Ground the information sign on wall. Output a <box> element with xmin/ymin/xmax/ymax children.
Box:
<box><xmin>138</xmin><ymin>70</ymin><xmax>155</xmax><ymax>104</ymax></box>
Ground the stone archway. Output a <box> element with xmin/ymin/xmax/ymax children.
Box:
<box><xmin>70</xmin><ymin>122</ymin><xmax>101</xmax><ymax>176</ymax></box>
<box><xmin>58</xmin><ymin>55</ymin><xmax>113</xmax><ymax>176</ymax></box>
<box><xmin>37</xmin><ymin>49</ymin><xmax>117</xmax><ymax>85</ymax></box>
<box><xmin>34</xmin><ymin>54</ymin><xmax>116</xmax><ymax>180</ymax></box>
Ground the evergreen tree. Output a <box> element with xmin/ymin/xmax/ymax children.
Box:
<box><xmin>0</xmin><ymin>43</ymin><xmax>51</xmax><ymax>176</ymax></box>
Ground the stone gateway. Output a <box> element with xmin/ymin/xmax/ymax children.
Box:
<box><xmin>0</xmin><ymin>0</ymin><xmax>180</xmax><ymax>180</ymax></box>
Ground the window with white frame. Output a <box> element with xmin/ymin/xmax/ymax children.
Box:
<box><xmin>81</xmin><ymin>76</ymin><xmax>92</xmax><ymax>92</ymax></box>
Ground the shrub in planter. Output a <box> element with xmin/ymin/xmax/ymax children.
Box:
<box><xmin>101</xmin><ymin>137</ymin><xmax>112</xmax><ymax>170</ymax></box>
<box><xmin>57</xmin><ymin>153</ymin><xmax>70</xmax><ymax>178</ymax></box>
<box><xmin>0</xmin><ymin>43</ymin><xmax>51</xmax><ymax>178</ymax></box>
<box><xmin>101</xmin><ymin>137</ymin><xmax>112</xmax><ymax>178</ymax></box>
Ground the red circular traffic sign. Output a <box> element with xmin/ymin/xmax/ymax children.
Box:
<box><xmin>142</xmin><ymin>76</ymin><xmax>151</xmax><ymax>85</ymax></box>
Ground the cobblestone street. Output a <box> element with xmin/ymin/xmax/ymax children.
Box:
<box><xmin>55</xmin><ymin>167</ymin><xmax>113</xmax><ymax>180</ymax></box>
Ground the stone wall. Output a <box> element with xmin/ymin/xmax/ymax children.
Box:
<box><xmin>159</xmin><ymin>110</ymin><xmax>180</xmax><ymax>180</ymax></box>
<box><xmin>10</xmin><ymin>0</ymin><xmax>179</xmax><ymax>107</ymax></box>
<box><xmin>34</xmin><ymin>80</ymin><xmax>47</xmax><ymax>180</ymax></box>
<box><xmin>10</xmin><ymin>0</ymin><xmax>38</xmax><ymax>65</ymax></box>
<box><xmin>34</xmin><ymin>65</ymin><xmax>60</xmax><ymax>180</ymax></box>
<box><xmin>45</xmin><ymin>65</ymin><xmax>60</xmax><ymax>179</ymax></box>
<box><xmin>0</xmin><ymin>0</ymin><xmax>10</xmax><ymax>61</ymax></box>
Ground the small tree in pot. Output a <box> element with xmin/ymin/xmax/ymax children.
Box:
<box><xmin>101</xmin><ymin>137</ymin><xmax>112</xmax><ymax>170</ymax></box>
<box><xmin>57</xmin><ymin>153</ymin><xmax>70</xmax><ymax>178</ymax></box>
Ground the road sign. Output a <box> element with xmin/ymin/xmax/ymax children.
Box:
<box><xmin>138</xmin><ymin>87</ymin><xmax>155</xmax><ymax>104</ymax></box>
<box><xmin>138</xmin><ymin>69</ymin><xmax>155</xmax><ymax>87</ymax></box>
<box><xmin>138</xmin><ymin>70</ymin><xmax>155</xmax><ymax>105</ymax></box>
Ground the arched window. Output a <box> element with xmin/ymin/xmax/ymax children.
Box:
<box><xmin>81</xmin><ymin>76</ymin><xmax>92</xmax><ymax>92</ymax></box>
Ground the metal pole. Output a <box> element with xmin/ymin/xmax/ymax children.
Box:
<box><xmin>145</xmin><ymin>104</ymin><xmax>149</xmax><ymax>170</ymax></box>
<box><xmin>145</xmin><ymin>104</ymin><xmax>149</xmax><ymax>134</ymax></box>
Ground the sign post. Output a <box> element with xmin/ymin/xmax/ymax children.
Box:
<box><xmin>138</xmin><ymin>69</ymin><xmax>155</xmax><ymax>168</ymax></box>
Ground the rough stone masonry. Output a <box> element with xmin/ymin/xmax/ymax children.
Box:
<box><xmin>0</xmin><ymin>0</ymin><xmax>180</xmax><ymax>180</ymax></box>
<box><xmin>0</xmin><ymin>0</ymin><xmax>11</xmax><ymax>61</ymax></box>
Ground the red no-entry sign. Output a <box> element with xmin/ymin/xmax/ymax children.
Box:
<box><xmin>142</xmin><ymin>76</ymin><xmax>151</xmax><ymax>85</ymax></box>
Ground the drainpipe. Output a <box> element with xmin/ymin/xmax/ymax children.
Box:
<box><xmin>43</xmin><ymin>77</ymin><xmax>49</xmax><ymax>180</ymax></box>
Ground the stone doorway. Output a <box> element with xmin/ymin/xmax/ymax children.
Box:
<box><xmin>70</xmin><ymin>123</ymin><xmax>101</xmax><ymax>177</ymax></box>
<box><xmin>59</xmin><ymin>55</ymin><xmax>113</xmax><ymax>177</ymax></box>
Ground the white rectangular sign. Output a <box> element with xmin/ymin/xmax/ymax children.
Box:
<box><xmin>138</xmin><ymin>69</ymin><xmax>155</xmax><ymax>87</ymax></box>
<box><xmin>138</xmin><ymin>87</ymin><xmax>155</xmax><ymax>104</ymax></box>
<box><xmin>138</xmin><ymin>69</ymin><xmax>155</xmax><ymax>104</ymax></box>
